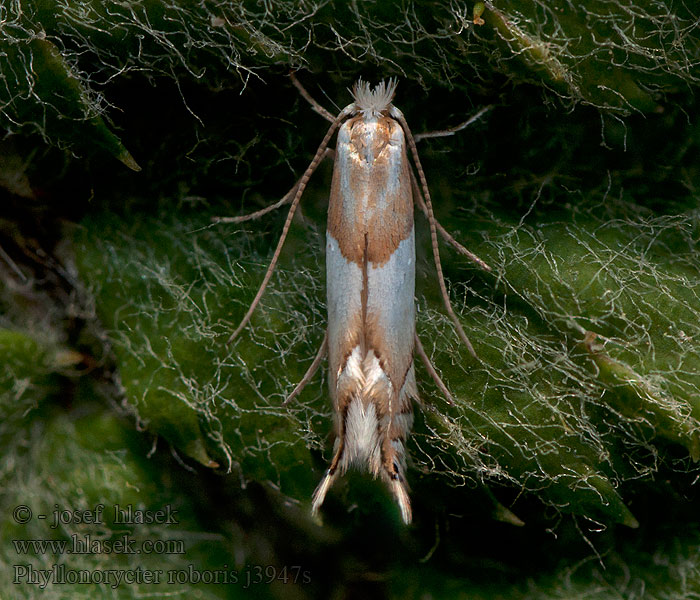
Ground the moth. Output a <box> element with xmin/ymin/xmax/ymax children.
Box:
<box><xmin>222</xmin><ymin>76</ymin><xmax>490</xmax><ymax>524</ymax></box>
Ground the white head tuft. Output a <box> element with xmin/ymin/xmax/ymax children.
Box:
<box><xmin>352</xmin><ymin>78</ymin><xmax>398</xmax><ymax>117</ymax></box>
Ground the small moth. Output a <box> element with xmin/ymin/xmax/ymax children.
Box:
<box><xmin>225</xmin><ymin>76</ymin><xmax>490</xmax><ymax>524</ymax></box>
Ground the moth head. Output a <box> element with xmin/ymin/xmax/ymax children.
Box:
<box><xmin>351</xmin><ymin>78</ymin><xmax>398</xmax><ymax>118</ymax></box>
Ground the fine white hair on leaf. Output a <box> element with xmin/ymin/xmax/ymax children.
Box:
<box><xmin>352</xmin><ymin>78</ymin><xmax>398</xmax><ymax>117</ymax></box>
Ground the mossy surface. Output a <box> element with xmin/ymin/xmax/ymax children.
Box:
<box><xmin>73</xmin><ymin>173</ymin><xmax>700</xmax><ymax>528</ymax></box>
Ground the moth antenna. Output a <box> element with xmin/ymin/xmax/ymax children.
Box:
<box><xmin>214</xmin><ymin>184</ymin><xmax>299</xmax><ymax>225</ymax></box>
<box><xmin>290</xmin><ymin>72</ymin><xmax>336</xmax><ymax>123</ymax></box>
<box><xmin>394</xmin><ymin>109</ymin><xmax>478</xmax><ymax>359</ymax></box>
<box><xmin>283</xmin><ymin>330</ymin><xmax>328</xmax><ymax>405</ymax></box>
<box><xmin>228</xmin><ymin>113</ymin><xmax>348</xmax><ymax>344</ymax></box>
<box><xmin>214</xmin><ymin>149</ymin><xmax>335</xmax><ymax>226</ymax></box>
<box><xmin>414</xmin><ymin>334</ymin><xmax>455</xmax><ymax>406</ymax></box>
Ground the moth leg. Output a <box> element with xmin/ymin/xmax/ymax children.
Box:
<box><xmin>413</xmin><ymin>105</ymin><xmax>493</xmax><ymax>141</ymax></box>
<box><xmin>410</xmin><ymin>171</ymin><xmax>491</xmax><ymax>272</ymax></box>
<box><xmin>213</xmin><ymin>150</ymin><xmax>334</xmax><ymax>225</ymax></box>
<box><xmin>396</xmin><ymin>110</ymin><xmax>479</xmax><ymax>359</ymax></box>
<box><xmin>290</xmin><ymin>72</ymin><xmax>336</xmax><ymax>124</ymax></box>
<box><xmin>414</xmin><ymin>334</ymin><xmax>455</xmax><ymax>406</ymax></box>
<box><xmin>283</xmin><ymin>330</ymin><xmax>327</xmax><ymax>406</ymax></box>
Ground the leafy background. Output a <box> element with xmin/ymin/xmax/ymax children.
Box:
<box><xmin>1</xmin><ymin>1</ymin><xmax>700</xmax><ymax>598</ymax></box>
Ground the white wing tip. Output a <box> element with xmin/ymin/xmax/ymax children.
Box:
<box><xmin>311</xmin><ymin>469</ymin><xmax>413</xmax><ymax>524</ymax></box>
<box><xmin>311</xmin><ymin>470</ymin><xmax>336</xmax><ymax>517</ymax></box>
<box><xmin>391</xmin><ymin>480</ymin><xmax>412</xmax><ymax>524</ymax></box>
